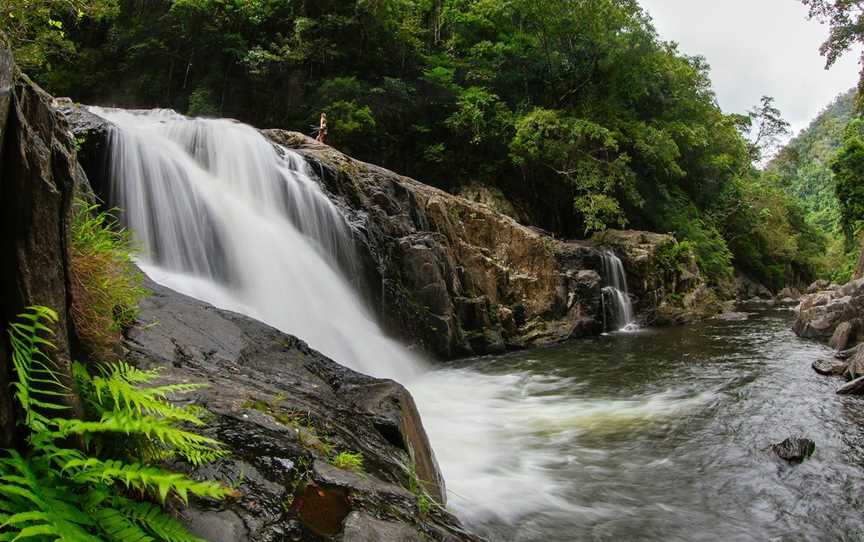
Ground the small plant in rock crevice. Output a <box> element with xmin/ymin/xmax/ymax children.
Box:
<box><xmin>69</xmin><ymin>200</ymin><xmax>148</xmax><ymax>362</ymax></box>
<box><xmin>330</xmin><ymin>451</ymin><xmax>364</xmax><ymax>473</ymax></box>
<box><xmin>406</xmin><ymin>464</ymin><xmax>438</xmax><ymax>517</ymax></box>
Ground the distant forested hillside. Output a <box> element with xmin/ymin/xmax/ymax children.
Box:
<box><xmin>766</xmin><ymin>89</ymin><xmax>858</xmax><ymax>281</ymax></box>
<box><xmin>767</xmin><ymin>89</ymin><xmax>854</xmax><ymax>234</ymax></box>
<box><xmin>2</xmin><ymin>0</ymin><xmax>832</xmax><ymax>289</ymax></box>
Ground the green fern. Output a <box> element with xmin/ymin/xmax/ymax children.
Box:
<box><xmin>0</xmin><ymin>306</ymin><xmax>230</xmax><ymax>542</ymax></box>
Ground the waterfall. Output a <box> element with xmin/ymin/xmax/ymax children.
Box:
<box><xmin>600</xmin><ymin>250</ymin><xmax>638</xmax><ymax>332</ymax></box>
<box><xmin>90</xmin><ymin>107</ymin><xmax>587</xmax><ymax>531</ymax></box>
<box><xmin>93</xmin><ymin>107</ymin><xmax>420</xmax><ymax>382</ymax></box>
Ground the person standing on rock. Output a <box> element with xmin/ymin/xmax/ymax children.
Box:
<box><xmin>316</xmin><ymin>112</ymin><xmax>327</xmax><ymax>143</ymax></box>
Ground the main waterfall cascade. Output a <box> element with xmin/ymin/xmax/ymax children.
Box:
<box><xmin>93</xmin><ymin>108</ymin><xmax>696</xmax><ymax>535</ymax></box>
<box><xmin>600</xmin><ymin>250</ymin><xmax>639</xmax><ymax>332</ymax></box>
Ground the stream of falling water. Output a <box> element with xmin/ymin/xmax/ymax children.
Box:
<box><xmin>91</xmin><ymin>108</ymin><xmax>733</xmax><ymax>538</ymax></box>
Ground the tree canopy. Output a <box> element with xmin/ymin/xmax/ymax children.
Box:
<box><xmin>4</xmin><ymin>0</ymin><xmax>834</xmax><ymax>288</ymax></box>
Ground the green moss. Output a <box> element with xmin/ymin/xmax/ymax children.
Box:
<box><xmin>330</xmin><ymin>451</ymin><xmax>364</xmax><ymax>473</ymax></box>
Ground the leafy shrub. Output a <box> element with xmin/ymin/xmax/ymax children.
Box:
<box><xmin>70</xmin><ymin>201</ymin><xmax>147</xmax><ymax>362</ymax></box>
<box><xmin>0</xmin><ymin>306</ymin><xmax>230</xmax><ymax>541</ymax></box>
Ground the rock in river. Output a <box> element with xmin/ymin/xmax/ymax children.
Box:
<box><xmin>837</xmin><ymin>376</ymin><xmax>864</xmax><ymax>396</ymax></box>
<box><xmin>771</xmin><ymin>437</ymin><xmax>816</xmax><ymax>463</ymax></box>
<box><xmin>812</xmin><ymin>358</ymin><xmax>848</xmax><ymax>377</ymax></box>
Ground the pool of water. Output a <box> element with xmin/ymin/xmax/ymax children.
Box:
<box><xmin>411</xmin><ymin>303</ymin><xmax>864</xmax><ymax>541</ymax></box>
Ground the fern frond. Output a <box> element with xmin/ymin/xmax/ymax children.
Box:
<box><xmin>55</xmin><ymin>412</ymin><xmax>227</xmax><ymax>466</ymax></box>
<box><xmin>90</xmin><ymin>507</ymin><xmax>155</xmax><ymax>542</ymax></box>
<box><xmin>63</xmin><ymin>458</ymin><xmax>231</xmax><ymax>504</ymax></box>
<box><xmin>117</xmin><ymin>500</ymin><xmax>207</xmax><ymax>542</ymax></box>
<box><xmin>8</xmin><ymin>307</ymin><xmax>71</xmax><ymax>433</ymax></box>
<box><xmin>87</xmin><ymin>376</ymin><xmax>206</xmax><ymax>426</ymax></box>
<box><xmin>0</xmin><ymin>450</ymin><xmax>99</xmax><ymax>542</ymax></box>
<box><xmin>4</xmin><ymin>306</ymin><xmax>230</xmax><ymax>542</ymax></box>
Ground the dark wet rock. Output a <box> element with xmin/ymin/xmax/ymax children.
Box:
<box><xmin>836</xmin><ymin>346</ymin><xmax>858</xmax><ymax>360</ymax></box>
<box><xmin>844</xmin><ymin>344</ymin><xmax>864</xmax><ymax>381</ymax></box>
<box><xmin>338</xmin><ymin>511</ymin><xmax>424</xmax><ymax>542</ymax></box>
<box><xmin>181</xmin><ymin>509</ymin><xmax>249</xmax><ymax>542</ymax></box>
<box><xmin>124</xmin><ymin>278</ymin><xmax>479</xmax><ymax>541</ymax></box>
<box><xmin>812</xmin><ymin>358</ymin><xmax>848</xmax><ymax>377</ymax></box>
<box><xmin>0</xmin><ymin>42</ymin><xmax>91</xmax><ymax>445</ymax></box>
<box><xmin>771</xmin><ymin>437</ymin><xmax>816</xmax><ymax>463</ymax></box>
<box><xmin>837</xmin><ymin>375</ymin><xmax>864</xmax><ymax>395</ymax></box>
<box><xmin>53</xmin><ymin>100</ymin><xmax>111</xmax><ymax>197</ymax></box>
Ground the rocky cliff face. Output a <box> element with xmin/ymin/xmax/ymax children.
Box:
<box><xmin>265</xmin><ymin>130</ymin><xmax>609</xmax><ymax>358</ymax></box>
<box><xmin>61</xmin><ymin>106</ymin><xmax>722</xmax><ymax>358</ymax></box>
<box><xmin>0</xmin><ymin>42</ymin><xmax>91</xmax><ymax>447</ymax></box>
<box><xmin>591</xmin><ymin>230</ymin><xmax>722</xmax><ymax>325</ymax></box>
<box><xmin>265</xmin><ymin>131</ymin><xmax>728</xmax><ymax>355</ymax></box>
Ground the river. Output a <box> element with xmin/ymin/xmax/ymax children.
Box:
<box><xmin>413</xmin><ymin>303</ymin><xmax>864</xmax><ymax>541</ymax></box>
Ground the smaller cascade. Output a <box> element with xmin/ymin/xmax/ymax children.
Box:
<box><xmin>600</xmin><ymin>250</ymin><xmax>638</xmax><ymax>332</ymax></box>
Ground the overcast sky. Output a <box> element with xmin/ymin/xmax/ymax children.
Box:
<box><xmin>639</xmin><ymin>0</ymin><xmax>861</xmax><ymax>136</ymax></box>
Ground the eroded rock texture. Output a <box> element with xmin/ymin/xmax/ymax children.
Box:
<box><xmin>793</xmin><ymin>278</ymin><xmax>864</xmax><ymax>348</ymax></box>
<box><xmin>0</xmin><ymin>42</ymin><xmax>87</xmax><ymax>445</ymax></box>
<box><xmin>126</xmin><ymin>279</ymin><xmax>479</xmax><ymax>541</ymax></box>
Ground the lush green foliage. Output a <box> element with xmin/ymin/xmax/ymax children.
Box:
<box><xmin>766</xmin><ymin>89</ymin><xmax>857</xmax><ymax>282</ymax></box>
<box><xmin>70</xmin><ymin>201</ymin><xmax>147</xmax><ymax>361</ymax></box>
<box><xmin>767</xmin><ymin>90</ymin><xmax>854</xmax><ymax>234</ymax></box>
<box><xmin>8</xmin><ymin>0</ymin><xmax>831</xmax><ymax>287</ymax></box>
<box><xmin>0</xmin><ymin>306</ymin><xmax>230</xmax><ymax>542</ymax></box>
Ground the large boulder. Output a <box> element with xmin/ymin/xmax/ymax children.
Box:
<box><xmin>792</xmin><ymin>279</ymin><xmax>864</xmax><ymax>346</ymax></box>
<box><xmin>838</xmin><ymin>376</ymin><xmax>864</xmax><ymax>395</ymax></box>
<box><xmin>125</xmin><ymin>278</ymin><xmax>478</xmax><ymax>541</ymax></box>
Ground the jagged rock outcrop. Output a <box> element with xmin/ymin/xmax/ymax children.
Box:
<box><xmin>126</xmin><ymin>279</ymin><xmax>478</xmax><ymax>542</ymax></box>
<box><xmin>0</xmin><ymin>42</ymin><xmax>89</xmax><ymax>446</ymax></box>
<box><xmin>235</xmin><ymin>130</ymin><xmax>610</xmax><ymax>357</ymax></box>
<box><xmin>792</xmin><ymin>278</ymin><xmax>864</xmax><ymax>347</ymax></box>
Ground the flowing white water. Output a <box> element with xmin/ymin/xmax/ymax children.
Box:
<box><xmin>92</xmin><ymin>108</ymin><xmax>696</xmax><ymax>534</ymax></box>
<box><xmin>601</xmin><ymin>250</ymin><xmax>638</xmax><ymax>332</ymax></box>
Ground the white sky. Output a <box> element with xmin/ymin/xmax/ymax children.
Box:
<box><xmin>639</xmin><ymin>0</ymin><xmax>861</xmax><ymax>136</ymax></box>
